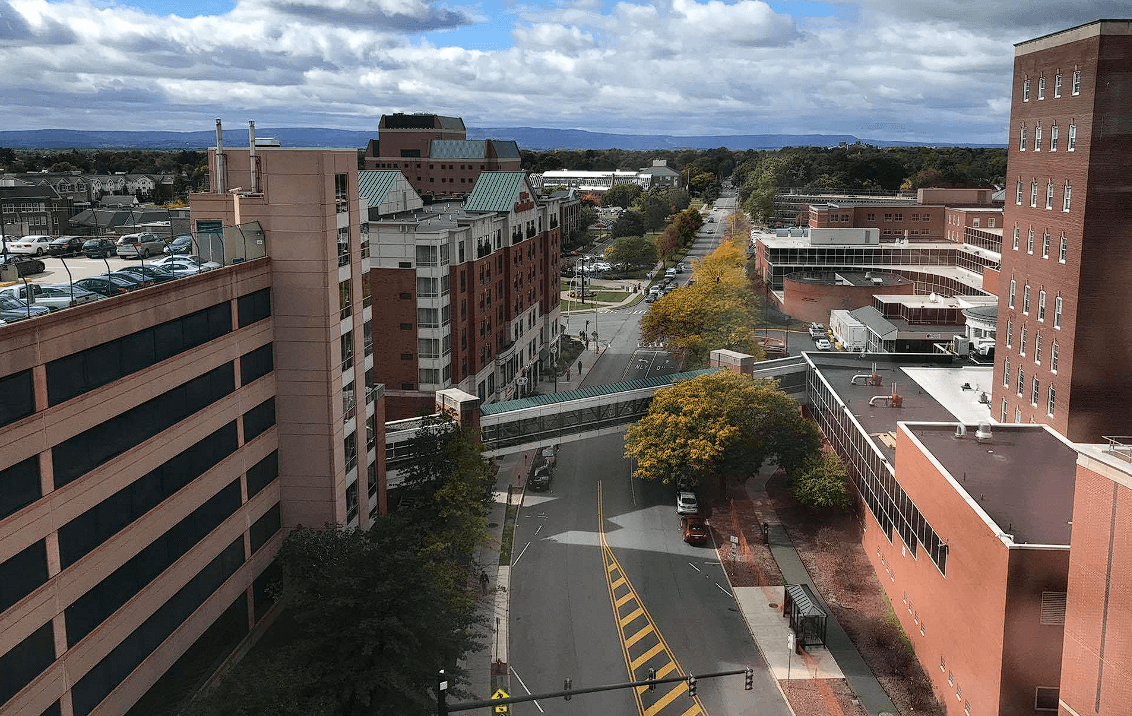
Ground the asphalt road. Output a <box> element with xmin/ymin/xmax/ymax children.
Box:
<box><xmin>507</xmin><ymin>200</ymin><xmax>791</xmax><ymax>716</ymax></box>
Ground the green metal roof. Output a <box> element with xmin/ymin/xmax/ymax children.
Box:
<box><xmin>358</xmin><ymin>171</ymin><xmax>400</xmax><ymax>207</ymax></box>
<box><xmin>479</xmin><ymin>368</ymin><xmax>721</xmax><ymax>415</ymax></box>
<box><xmin>464</xmin><ymin>172</ymin><xmax>528</xmax><ymax>213</ymax></box>
<box><xmin>431</xmin><ymin>139</ymin><xmax>487</xmax><ymax>159</ymax></box>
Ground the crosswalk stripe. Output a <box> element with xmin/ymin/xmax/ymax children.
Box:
<box><xmin>677</xmin><ymin>703</ymin><xmax>703</xmax><ymax>716</ymax></box>
<box><xmin>656</xmin><ymin>662</ymin><xmax>678</xmax><ymax>680</ymax></box>
<box><xmin>610</xmin><ymin>576</ymin><xmax>626</xmax><ymax>590</ymax></box>
<box><xmin>615</xmin><ymin>592</ymin><xmax>635</xmax><ymax>608</ymax></box>
<box><xmin>630</xmin><ymin>642</ymin><xmax>666</xmax><ymax>670</ymax></box>
<box><xmin>644</xmin><ymin>682</ymin><xmax>689</xmax><ymax>716</ymax></box>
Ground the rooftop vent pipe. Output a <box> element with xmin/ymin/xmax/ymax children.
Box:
<box><xmin>955</xmin><ymin>424</ymin><xmax>967</xmax><ymax>438</ymax></box>
<box><xmin>214</xmin><ymin>119</ymin><xmax>225</xmax><ymax>194</ymax></box>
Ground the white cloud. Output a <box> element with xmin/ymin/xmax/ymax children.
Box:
<box><xmin>0</xmin><ymin>0</ymin><xmax>1112</xmax><ymax>143</ymax></box>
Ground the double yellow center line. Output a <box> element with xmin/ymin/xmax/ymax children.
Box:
<box><xmin>598</xmin><ymin>481</ymin><xmax>706</xmax><ymax>716</ymax></box>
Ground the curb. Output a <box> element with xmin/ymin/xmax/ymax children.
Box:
<box><xmin>713</xmin><ymin>528</ymin><xmax>799</xmax><ymax>716</ymax></box>
<box><xmin>489</xmin><ymin>461</ymin><xmax>529</xmax><ymax>694</ymax></box>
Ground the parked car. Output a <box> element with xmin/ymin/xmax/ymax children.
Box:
<box><xmin>0</xmin><ymin>283</ymin><xmax>99</xmax><ymax>311</ymax></box>
<box><xmin>108</xmin><ymin>269</ymin><xmax>154</xmax><ymax>289</ymax></box>
<box><xmin>0</xmin><ymin>294</ymin><xmax>51</xmax><ymax>322</ymax></box>
<box><xmin>676</xmin><ymin>491</ymin><xmax>699</xmax><ymax>515</ymax></box>
<box><xmin>5</xmin><ymin>235</ymin><xmax>53</xmax><ymax>255</ymax></box>
<box><xmin>72</xmin><ymin>274</ymin><xmax>137</xmax><ymax>297</ymax></box>
<box><xmin>115</xmin><ymin>264</ymin><xmax>179</xmax><ymax>284</ymax></box>
<box><xmin>539</xmin><ymin>446</ymin><xmax>557</xmax><ymax>468</ymax></box>
<box><xmin>116</xmin><ymin>233</ymin><xmax>165</xmax><ymax>259</ymax></box>
<box><xmin>163</xmin><ymin>234</ymin><xmax>194</xmax><ymax>255</ymax></box>
<box><xmin>151</xmin><ymin>255</ymin><xmax>221</xmax><ymax>273</ymax></box>
<box><xmin>48</xmin><ymin>236</ymin><xmax>86</xmax><ymax>256</ymax></box>
<box><xmin>82</xmin><ymin>238</ymin><xmax>117</xmax><ymax>259</ymax></box>
<box><xmin>529</xmin><ymin>465</ymin><xmax>552</xmax><ymax>492</ymax></box>
<box><xmin>815</xmin><ymin>338</ymin><xmax>832</xmax><ymax>351</ymax></box>
<box><xmin>0</xmin><ymin>254</ymin><xmax>45</xmax><ymax>277</ymax></box>
<box><xmin>682</xmin><ymin>515</ymin><xmax>709</xmax><ymax>545</ymax></box>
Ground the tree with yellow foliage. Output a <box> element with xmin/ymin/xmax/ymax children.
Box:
<box><xmin>640</xmin><ymin>240</ymin><xmax>761</xmax><ymax>367</ymax></box>
<box><xmin>624</xmin><ymin>371</ymin><xmax>821</xmax><ymax>486</ymax></box>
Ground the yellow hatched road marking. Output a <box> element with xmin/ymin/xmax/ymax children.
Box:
<box><xmin>630</xmin><ymin>642</ymin><xmax>665</xmax><ymax>670</ymax></box>
<box><xmin>644</xmin><ymin>682</ymin><xmax>689</xmax><ymax>716</ymax></box>
<box><xmin>619</xmin><ymin>606</ymin><xmax>644</xmax><ymax>627</ymax></box>
<box><xmin>597</xmin><ymin>480</ymin><xmax>708</xmax><ymax>716</ymax></box>
<box><xmin>625</xmin><ymin>625</ymin><xmax>654</xmax><ymax>648</ymax></box>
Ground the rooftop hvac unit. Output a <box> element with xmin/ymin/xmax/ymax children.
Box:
<box><xmin>953</xmin><ymin>335</ymin><xmax>971</xmax><ymax>356</ymax></box>
<box><xmin>975</xmin><ymin>422</ymin><xmax>993</xmax><ymax>443</ymax></box>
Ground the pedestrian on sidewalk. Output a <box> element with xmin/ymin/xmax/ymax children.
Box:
<box><xmin>480</xmin><ymin>570</ymin><xmax>490</xmax><ymax>595</ymax></box>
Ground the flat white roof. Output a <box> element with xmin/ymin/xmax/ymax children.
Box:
<box><xmin>901</xmin><ymin>366</ymin><xmax>995</xmax><ymax>424</ymax></box>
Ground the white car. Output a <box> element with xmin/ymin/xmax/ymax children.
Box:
<box><xmin>150</xmin><ymin>255</ymin><xmax>222</xmax><ymax>273</ymax></box>
<box><xmin>5</xmin><ymin>235</ymin><xmax>53</xmax><ymax>255</ymax></box>
<box><xmin>0</xmin><ymin>283</ymin><xmax>100</xmax><ymax>311</ymax></box>
<box><xmin>676</xmin><ymin>491</ymin><xmax>699</xmax><ymax>515</ymax></box>
<box><xmin>815</xmin><ymin>338</ymin><xmax>832</xmax><ymax>351</ymax></box>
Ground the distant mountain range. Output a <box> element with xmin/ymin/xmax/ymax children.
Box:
<box><xmin>0</xmin><ymin>127</ymin><xmax>1003</xmax><ymax>151</ymax></box>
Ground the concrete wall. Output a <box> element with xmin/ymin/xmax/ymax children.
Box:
<box><xmin>781</xmin><ymin>275</ymin><xmax>914</xmax><ymax>324</ymax></box>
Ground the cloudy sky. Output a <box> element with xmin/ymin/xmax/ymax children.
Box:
<box><xmin>0</xmin><ymin>0</ymin><xmax>1120</xmax><ymax>143</ymax></box>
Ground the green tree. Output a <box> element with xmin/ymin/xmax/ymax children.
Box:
<box><xmin>624</xmin><ymin>371</ymin><xmax>819</xmax><ymax>486</ymax></box>
<box><xmin>602</xmin><ymin>183</ymin><xmax>643</xmax><ymax>209</ymax></box>
<box><xmin>611</xmin><ymin>210</ymin><xmax>645</xmax><ymax>238</ymax></box>
<box><xmin>605</xmin><ymin>233</ymin><xmax>658</xmax><ymax>269</ymax></box>
<box><xmin>791</xmin><ymin>452</ymin><xmax>852</xmax><ymax>510</ymax></box>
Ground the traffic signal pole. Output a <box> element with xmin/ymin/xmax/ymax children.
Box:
<box><xmin>444</xmin><ymin>667</ymin><xmax>753</xmax><ymax>712</ymax></box>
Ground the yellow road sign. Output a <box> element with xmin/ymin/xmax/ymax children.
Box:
<box><xmin>492</xmin><ymin>688</ymin><xmax>510</xmax><ymax>713</ymax></box>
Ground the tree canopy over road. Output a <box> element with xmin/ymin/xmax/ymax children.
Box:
<box><xmin>624</xmin><ymin>371</ymin><xmax>822</xmax><ymax>486</ymax></box>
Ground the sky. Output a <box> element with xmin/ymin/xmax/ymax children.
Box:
<box><xmin>0</xmin><ymin>0</ymin><xmax>1122</xmax><ymax>144</ymax></box>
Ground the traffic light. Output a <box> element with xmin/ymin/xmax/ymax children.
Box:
<box><xmin>744</xmin><ymin>666</ymin><xmax>753</xmax><ymax>691</ymax></box>
<box><xmin>647</xmin><ymin>668</ymin><xmax>656</xmax><ymax>691</ymax></box>
<box><xmin>687</xmin><ymin>675</ymin><xmax>697</xmax><ymax>697</ymax></box>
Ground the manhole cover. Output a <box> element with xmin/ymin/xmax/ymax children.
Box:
<box><xmin>768</xmin><ymin>603</ymin><xmax>778</xmax><ymax>609</ymax></box>
<box><xmin>488</xmin><ymin>522</ymin><xmax>499</xmax><ymax>528</ymax></box>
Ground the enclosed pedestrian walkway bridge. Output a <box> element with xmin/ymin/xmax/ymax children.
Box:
<box><xmin>384</xmin><ymin>355</ymin><xmax>808</xmax><ymax>471</ymax></box>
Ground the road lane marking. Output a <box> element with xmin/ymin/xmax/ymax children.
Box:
<box><xmin>598</xmin><ymin>481</ymin><xmax>708</xmax><ymax>716</ymax></box>
<box><xmin>715</xmin><ymin>583</ymin><xmax>731</xmax><ymax>596</ymax></box>
<box><xmin>644</xmin><ymin>681</ymin><xmax>689</xmax><ymax>716</ymax></box>
<box><xmin>513</xmin><ymin>541</ymin><xmax>531</xmax><ymax>566</ymax></box>
<box><xmin>509</xmin><ymin>665</ymin><xmax>544</xmax><ymax>713</ymax></box>
<box><xmin>687</xmin><ymin>562</ymin><xmax>701</xmax><ymax>573</ymax></box>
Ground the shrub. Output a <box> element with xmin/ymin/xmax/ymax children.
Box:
<box><xmin>791</xmin><ymin>452</ymin><xmax>852</xmax><ymax>510</ymax></box>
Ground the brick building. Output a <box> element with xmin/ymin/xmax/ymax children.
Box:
<box><xmin>362</xmin><ymin>114</ymin><xmax>521</xmax><ymax>201</ymax></box>
<box><xmin>366</xmin><ymin>170</ymin><xmax>563</xmax><ymax>419</ymax></box>
<box><xmin>992</xmin><ymin>20</ymin><xmax>1132</xmax><ymax>441</ymax></box>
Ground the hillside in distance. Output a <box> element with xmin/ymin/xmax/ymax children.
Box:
<box><xmin>0</xmin><ymin>127</ymin><xmax>1003</xmax><ymax>151</ymax></box>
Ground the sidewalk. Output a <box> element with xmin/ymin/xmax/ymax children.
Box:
<box><xmin>723</xmin><ymin>462</ymin><xmax>897</xmax><ymax>716</ymax></box>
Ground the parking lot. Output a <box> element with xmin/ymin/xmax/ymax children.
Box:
<box><xmin>4</xmin><ymin>254</ymin><xmax>141</xmax><ymax>287</ymax></box>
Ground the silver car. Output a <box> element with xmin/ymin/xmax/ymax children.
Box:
<box><xmin>0</xmin><ymin>283</ymin><xmax>100</xmax><ymax>311</ymax></box>
<box><xmin>116</xmin><ymin>233</ymin><xmax>166</xmax><ymax>259</ymax></box>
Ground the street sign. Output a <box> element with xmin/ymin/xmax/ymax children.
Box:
<box><xmin>492</xmin><ymin>688</ymin><xmax>509</xmax><ymax>714</ymax></box>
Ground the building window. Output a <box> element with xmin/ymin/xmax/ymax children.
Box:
<box><xmin>1020</xmin><ymin>325</ymin><xmax>1027</xmax><ymax>354</ymax></box>
<box><xmin>949</xmin><ymin>671</ymin><xmax>955</xmax><ymax>687</ymax></box>
<box><xmin>1054</xmin><ymin>296</ymin><xmax>1062</xmax><ymax>329</ymax></box>
<box><xmin>1038</xmin><ymin>290</ymin><xmax>1046</xmax><ymax>321</ymax></box>
<box><xmin>1023</xmin><ymin>79</ymin><xmax>1030</xmax><ymax>102</ymax></box>
<box><xmin>957</xmin><ymin>684</ymin><xmax>963</xmax><ymax>701</ymax></box>
<box><xmin>1030</xmin><ymin>181</ymin><xmax>1038</xmax><ymax>207</ymax></box>
<box><xmin>1035</xmin><ymin>124</ymin><xmax>1042</xmax><ymax>151</ymax></box>
<box><xmin>1012</xmin><ymin>227</ymin><xmax>1020</xmax><ymax>250</ymax></box>
<box><xmin>1051</xmin><ymin>342</ymin><xmax>1058</xmax><ymax>373</ymax></box>
<box><xmin>1063</xmin><ymin>182</ymin><xmax>1072</xmax><ymax>212</ymax></box>
<box><xmin>1035</xmin><ymin>332</ymin><xmax>1043</xmax><ymax>363</ymax></box>
<box><xmin>334</xmin><ymin>173</ymin><xmax>348</xmax><ymax>213</ymax></box>
<box><xmin>1003</xmin><ymin>357</ymin><xmax>1010</xmax><ymax>386</ymax></box>
<box><xmin>940</xmin><ymin>656</ymin><xmax>946</xmax><ymax>672</ymax></box>
<box><xmin>1054</xmin><ymin>72</ymin><xmax>1062</xmax><ymax>97</ymax></box>
<box><xmin>1050</xmin><ymin>124</ymin><xmax>1058</xmax><ymax>151</ymax></box>
<box><xmin>339</xmin><ymin>279</ymin><xmax>352</xmax><ymax>320</ymax></box>
<box><xmin>1016</xmin><ymin>407</ymin><xmax>1022</xmax><ymax>423</ymax></box>
<box><xmin>1018</xmin><ymin>367</ymin><xmax>1025</xmax><ymax>396</ymax></box>
<box><xmin>1015</xmin><ymin>180</ymin><xmax>1023</xmax><ymax>205</ymax></box>
<box><xmin>1045</xmin><ymin>180</ymin><xmax>1053</xmax><ymax>209</ymax></box>
<box><xmin>1067</xmin><ymin>124</ymin><xmax>1076</xmax><ymax>151</ymax></box>
<box><xmin>1048</xmin><ymin>386</ymin><xmax>1056</xmax><ymax>416</ymax></box>
<box><xmin>1038</xmin><ymin>76</ymin><xmax>1046</xmax><ymax>99</ymax></box>
<box><xmin>1036</xmin><ymin>686</ymin><xmax>1060</xmax><ymax>711</ymax></box>
<box><xmin>1042</xmin><ymin>232</ymin><xmax>1050</xmax><ymax>258</ymax></box>
<box><xmin>1023</xmin><ymin>285</ymin><xmax>1030</xmax><ymax>314</ymax></box>
<box><xmin>1071</xmin><ymin>69</ymin><xmax>1080</xmax><ymax>95</ymax></box>
<box><xmin>1019</xmin><ymin>124</ymin><xmax>1027</xmax><ymax>150</ymax></box>
<box><xmin>1059</xmin><ymin>235</ymin><xmax>1067</xmax><ymax>263</ymax></box>
<box><xmin>1032</xmin><ymin>377</ymin><xmax>1039</xmax><ymax>406</ymax></box>
<box><xmin>1001</xmin><ymin>399</ymin><xmax>1008</xmax><ymax>422</ymax></box>
<box><xmin>1009</xmin><ymin>281</ymin><xmax>1015</xmax><ymax>309</ymax></box>
<box><xmin>1027</xmin><ymin>227</ymin><xmax>1034</xmax><ymax>254</ymax></box>
<box><xmin>337</xmin><ymin>227</ymin><xmax>350</xmax><ymax>267</ymax></box>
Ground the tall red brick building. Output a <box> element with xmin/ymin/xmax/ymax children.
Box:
<box><xmin>992</xmin><ymin>20</ymin><xmax>1132</xmax><ymax>440</ymax></box>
